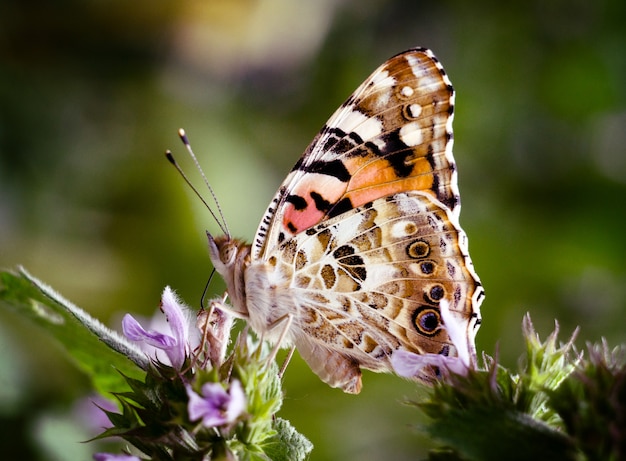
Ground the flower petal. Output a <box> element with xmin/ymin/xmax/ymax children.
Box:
<box><xmin>186</xmin><ymin>380</ymin><xmax>246</xmax><ymax>428</ymax></box>
<box><xmin>187</xmin><ymin>384</ymin><xmax>228</xmax><ymax>427</ymax></box>
<box><xmin>121</xmin><ymin>314</ymin><xmax>149</xmax><ymax>341</ymax></box>
<box><xmin>439</xmin><ymin>299</ymin><xmax>473</xmax><ymax>367</ymax></box>
<box><xmin>122</xmin><ymin>314</ymin><xmax>177</xmax><ymax>350</ymax></box>
<box><xmin>73</xmin><ymin>394</ymin><xmax>116</xmax><ymax>432</ymax></box>
<box><xmin>160</xmin><ymin>286</ymin><xmax>189</xmax><ymax>369</ymax></box>
<box><xmin>225</xmin><ymin>379</ymin><xmax>246</xmax><ymax>422</ymax></box>
<box><xmin>391</xmin><ymin>349</ymin><xmax>469</xmax><ymax>379</ymax></box>
<box><xmin>93</xmin><ymin>453</ymin><xmax>140</xmax><ymax>461</ymax></box>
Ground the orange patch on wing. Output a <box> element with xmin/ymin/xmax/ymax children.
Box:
<box><xmin>345</xmin><ymin>176</ymin><xmax>434</xmax><ymax>207</ymax></box>
<box><xmin>343</xmin><ymin>156</ymin><xmax>434</xmax><ymax>207</ymax></box>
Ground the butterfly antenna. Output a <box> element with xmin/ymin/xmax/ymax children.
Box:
<box><xmin>164</xmin><ymin>133</ymin><xmax>229</xmax><ymax>237</ymax></box>
<box><xmin>177</xmin><ymin>129</ymin><xmax>231</xmax><ymax>237</ymax></box>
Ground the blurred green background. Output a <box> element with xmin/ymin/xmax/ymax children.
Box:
<box><xmin>1</xmin><ymin>0</ymin><xmax>626</xmax><ymax>459</ymax></box>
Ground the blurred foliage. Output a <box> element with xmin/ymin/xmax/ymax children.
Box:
<box><xmin>1</xmin><ymin>0</ymin><xmax>625</xmax><ymax>459</ymax></box>
<box><xmin>417</xmin><ymin>317</ymin><xmax>625</xmax><ymax>461</ymax></box>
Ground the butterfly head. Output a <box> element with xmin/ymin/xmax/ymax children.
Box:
<box><xmin>207</xmin><ymin>232</ymin><xmax>251</xmax><ymax>317</ymax></box>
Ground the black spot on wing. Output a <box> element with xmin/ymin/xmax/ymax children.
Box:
<box><xmin>454</xmin><ymin>285</ymin><xmax>462</xmax><ymax>305</ymax></box>
<box><xmin>347</xmin><ymin>130</ymin><xmax>364</xmax><ymax>145</ymax></box>
<box><xmin>310</xmin><ymin>191</ymin><xmax>331</xmax><ymax>212</ymax></box>
<box><xmin>317</xmin><ymin>126</ymin><xmax>374</xmax><ymax>163</ymax></box>
<box><xmin>425</xmin><ymin>144</ymin><xmax>435</xmax><ymax>169</ymax></box>
<box><xmin>293</xmin><ymin>129</ymin><xmax>351</xmax><ymax>182</ymax></box>
<box><xmin>380</xmin><ymin>129</ymin><xmax>413</xmax><ymax>177</ymax></box>
<box><xmin>321</xmin><ymin>131</ymin><xmax>342</xmax><ymax>153</ymax></box>
<box><xmin>324</xmin><ymin>126</ymin><xmax>364</xmax><ymax>143</ymax></box>
<box><xmin>420</xmin><ymin>261</ymin><xmax>435</xmax><ymax>275</ymax></box>
<box><xmin>446</xmin><ymin>85</ymin><xmax>455</xmax><ymax>104</ymax></box>
<box><xmin>444</xmin><ymin>194</ymin><xmax>459</xmax><ymax>211</ymax></box>
<box><xmin>331</xmin><ymin>128</ymin><xmax>365</xmax><ymax>154</ymax></box>
<box><xmin>429</xmin><ymin>285</ymin><xmax>445</xmax><ymax>301</ymax></box>
<box><xmin>333</xmin><ymin>245</ymin><xmax>355</xmax><ymax>259</ymax></box>
<box><xmin>286</xmin><ymin>194</ymin><xmax>307</xmax><ymax>210</ymax></box>
<box><xmin>333</xmin><ymin>245</ymin><xmax>367</xmax><ymax>282</ymax></box>
<box><xmin>327</xmin><ymin>197</ymin><xmax>354</xmax><ymax>219</ymax></box>
<box><xmin>363</xmin><ymin>140</ymin><xmax>381</xmax><ymax>156</ymax></box>
<box><xmin>301</xmin><ymin>159</ymin><xmax>351</xmax><ymax>182</ymax></box>
<box><xmin>431</xmin><ymin>172</ymin><xmax>440</xmax><ymax>200</ymax></box>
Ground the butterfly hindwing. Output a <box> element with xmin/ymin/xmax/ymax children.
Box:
<box><xmin>259</xmin><ymin>191</ymin><xmax>480</xmax><ymax>391</ymax></box>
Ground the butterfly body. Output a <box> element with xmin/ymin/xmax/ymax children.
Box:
<box><xmin>207</xmin><ymin>48</ymin><xmax>484</xmax><ymax>393</ymax></box>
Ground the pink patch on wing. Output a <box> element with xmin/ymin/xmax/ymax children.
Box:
<box><xmin>282</xmin><ymin>175</ymin><xmax>345</xmax><ymax>234</ymax></box>
<box><xmin>283</xmin><ymin>203</ymin><xmax>325</xmax><ymax>234</ymax></box>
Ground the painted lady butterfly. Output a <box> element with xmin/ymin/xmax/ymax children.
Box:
<box><xmin>202</xmin><ymin>48</ymin><xmax>483</xmax><ymax>393</ymax></box>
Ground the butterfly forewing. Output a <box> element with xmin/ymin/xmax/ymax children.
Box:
<box><xmin>254</xmin><ymin>48</ymin><xmax>459</xmax><ymax>260</ymax></box>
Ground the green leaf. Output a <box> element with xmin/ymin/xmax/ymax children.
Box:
<box><xmin>425</xmin><ymin>403</ymin><xmax>577</xmax><ymax>461</ymax></box>
<box><xmin>547</xmin><ymin>341</ymin><xmax>626</xmax><ymax>461</ymax></box>
<box><xmin>0</xmin><ymin>267</ymin><xmax>147</xmax><ymax>395</ymax></box>
<box><xmin>416</xmin><ymin>316</ymin><xmax>587</xmax><ymax>461</ymax></box>
<box><xmin>260</xmin><ymin>417</ymin><xmax>313</xmax><ymax>461</ymax></box>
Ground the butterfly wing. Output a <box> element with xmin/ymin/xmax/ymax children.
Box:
<box><xmin>253</xmin><ymin>48</ymin><xmax>459</xmax><ymax>260</ymax></box>
<box><xmin>247</xmin><ymin>191</ymin><xmax>482</xmax><ymax>392</ymax></box>
<box><xmin>241</xmin><ymin>48</ymin><xmax>483</xmax><ymax>393</ymax></box>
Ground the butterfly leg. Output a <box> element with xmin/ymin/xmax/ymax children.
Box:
<box><xmin>261</xmin><ymin>312</ymin><xmax>294</xmax><ymax>365</ymax></box>
<box><xmin>278</xmin><ymin>346</ymin><xmax>296</xmax><ymax>379</ymax></box>
<box><xmin>253</xmin><ymin>313</ymin><xmax>300</xmax><ymax>380</ymax></box>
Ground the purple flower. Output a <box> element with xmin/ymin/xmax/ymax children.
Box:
<box><xmin>391</xmin><ymin>349</ymin><xmax>469</xmax><ymax>379</ymax></box>
<box><xmin>73</xmin><ymin>394</ymin><xmax>117</xmax><ymax>433</ymax></box>
<box><xmin>187</xmin><ymin>380</ymin><xmax>246</xmax><ymax>428</ymax></box>
<box><xmin>122</xmin><ymin>287</ymin><xmax>193</xmax><ymax>370</ymax></box>
<box><xmin>93</xmin><ymin>453</ymin><xmax>140</xmax><ymax>461</ymax></box>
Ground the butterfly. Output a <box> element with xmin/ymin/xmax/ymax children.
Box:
<box><xmin>202</xmin><ymin>48</ymin><xmax>483</xmax><ymax>394</ymax></box>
